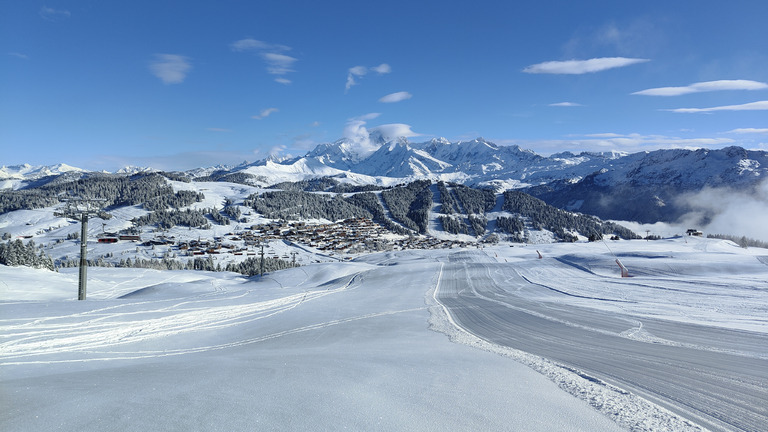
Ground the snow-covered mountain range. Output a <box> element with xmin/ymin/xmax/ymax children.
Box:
<box><xmin>231</xmin><ymin>135</ymin><xmax>768</xmax><ymax>223</ymax></box>
<box><xmin>0</xmin><ymin>163</ymin><xmax>85</xmax><ymax>180</ymax></box>
<box><xmin>3</xmin><ymin>135</ymin><xmax>767</xmax><ymax>224</ymax></box>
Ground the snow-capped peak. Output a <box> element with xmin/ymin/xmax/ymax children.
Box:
<box><xmin>0</xmin><ymin>163</ymin><xmax>85</xmax><ymax>180</ymax></box>
<box><xmin>115</xmin><ymin>166</ymin><xmax>157</xmax><ymax>175</ymax></box>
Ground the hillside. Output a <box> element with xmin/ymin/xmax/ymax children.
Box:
<box><xmin>0</xmin><ymin>172</ymin><xmax>642</xmax><ymax>274</ymax></box>
<box><xmin>4</xmin><ymin>137</ymin><xmax>767</xmax><ymax>230</ymax></box>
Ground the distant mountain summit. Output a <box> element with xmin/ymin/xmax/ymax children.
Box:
<box><xmin>236</xmin><ymin>134</ymin><xmax>768</xmax><ymax>223</ymax></box>
<box><xmin>0</xmin><ymin>163</ymin><xmax>85</xmax><ymax>180</ymax></box>
<box><xmin>4</xmin><ymin>133</ymin><xmax>766</xmax><ymax>225</ymax></box>
<box><xmin>523</xmin><ymin>146</ymin><xmax>768</xmax><ymax>223</ymax></box>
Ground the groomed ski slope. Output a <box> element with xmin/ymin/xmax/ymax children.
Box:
<box><xmin>2</xmin><ymin>237</ymin><xmax>767</xmax><ymax>431</ymax></box>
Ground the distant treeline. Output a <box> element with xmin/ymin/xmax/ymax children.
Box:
<box><xmin>0</xmin><ymin>173</ymin><xmax>195</xmax><ymax>214</ymax></box>
<box><xmin>502</xmin><ymin>190</ymin><xmax>640</xmax><ymax>241</ymax></box>
<box><xmin>245</xmin><ymin>190</ymin><xmax>372</xmax><ymax>221</ymax></box>
<box><xmin>707</xmin><ymin>233</ymin><xmax>768</xmax><ymax>249</ymax></box>
<box><xmin>269</xmin><ymin>177</ymin><xmax>384</xmax><ymax>193</ymax></box>
<box><xmin>2</xmin><ymin>173</ymin><xmax>641</xmax><ymax>242</ymax></box>
<box><xmin>381</xmin><ymin>180</ymin><xmax>432</xmax><ymax>233</ymax></box>
<box><xmin>56</xmin><ymin>254</ymin><xmax>298</xmax><ymax>275</ymax></box>
<box><xmin>0</xmin><ymin>239</ymin><xmax>55</xmax><ymax>270</ymax></box>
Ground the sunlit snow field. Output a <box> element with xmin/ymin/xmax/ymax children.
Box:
<box><xmin>2</xmin><ymin>237</ymin><xmax>766</xmax><ymax>431</ymax></box>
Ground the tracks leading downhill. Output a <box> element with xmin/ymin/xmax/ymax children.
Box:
<box><xmin>435</xmin><ymin>260</ymin><xmax>768</xmax><ymax>432</ymax></box>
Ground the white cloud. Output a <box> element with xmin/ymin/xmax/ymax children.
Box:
<box><xmin>231</xmin><ymin>38</ymin><xmax>296</xmax><ymax>84</ymax></box>
<box><xmin>148</xmin><ymin>54</ymin><xmax>191</xmax><ymax>84</ymax></box>
<box><xmin>269</xmin><ymin>145</ymin><xmax>288</xmax><ymax>157</ymax></box>
<box><xmin>549</xmin><ymin>102</ymin><xmax>583</xmax><ymax>107</ymax></box>
<box><xmin>261</xmin><ymin>52</ymin><xmax>297</xmax><ymax>76</ymax></box>
<box><xmin>345</xmin><ymin>67</ymin><xmax>367</xmax><ymax>92</ymax></box>
<box><xmin>665</xmin><ymin>100</ymin><xmax>768</xmax><ymax>113</ymax></box>
<box><xmin>206</xmin><ymin>128</ymin><xmax>232</xmax><ymax>132</ymax></box>
<box><xmin>252</xmin><ymin>108</ymin><xmax>279</xmax><ymax>120</ymax></box>
<box><xmin>341</xmin><ymin>114</ymin><xmax>420</xmax><ymax>158</ymax></box>
<box><xmin>371</xmin><ymin>64</ymin><xmax>392</xmax><ymax>74</ymax></box>
<box><xmin>230</xmin><ymin>39</ymin><xmax>290</xmax><ymax>53</ymax></box>
<box><xmin>353</xmin><ymin>113</ymin><xmax>381</xmax><ymax>121</ymax></box>
<box><xmin>345</xmin><ymin>63</ymin><xmax>391</xmax><ymax>92</ymax></box>
<box><xmin>523</xmin><ymin>57</ymin><xmax>649</xmax><ymax>74</ymax></box>
<box><xmin>40</xmin><ymin>6</ymin><xmax>70</xmax><ymax>21</ymax></box>
<box><xmin>379</xmin><ymin>91</ymin><xmax>412</xmax><ymax>103</ymax></box>
<box><xmin>633</xmin><ymin>80</ymin><xmax>768</xmax><ymax>96</ymax></box>
<box><xmin>7</xmin><ymin>52</ymin><xmax>29</xmax><ymax>60</ymax></box>
<box><xmin>370</xmin><ymin>124</ymin><xmax>421</xmax><ymax>140</ymax></box>
<box><xmin>676</xmin><ymin>179</ymin><xmax>768</xmax><ymax>242</ymax></box>
<box><xmin>582</xmin><ymin>133</ymin><xmax>623</xmax><ymax>138</ymax></box>
<box><xmin>726</xmin><ymin>128</ymin><xmax>768</xmax><ymax>134</ymax></box>
<box><xmin>517</xmin><ymin>133</ymin><xmax>735</xmax><ymax>155</ymax></box>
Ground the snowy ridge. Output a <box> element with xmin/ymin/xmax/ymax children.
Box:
<box><xmin>0</xmin><ymin>163</ymin><xmax>85</xmax><ymax>180</ymax></box>
<box><xmin>5</xmin><ymin>135</ymin><xmax>768</xmax><ymax>227</ymax></box>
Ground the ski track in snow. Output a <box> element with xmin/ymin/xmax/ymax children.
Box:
<box><xmin>428</xmin><ymin>261</ymin><xmax>706</xmax><ymax>432</ymax></box>
<box><xmin>429</xmin><ymin>248</ymin><xmax>768</xmax><ymax>432</ymax></box>
<box><xmin>0</xmin><ymin>272</ymin><xmax>366</xmax><ymax>363</ymax></box>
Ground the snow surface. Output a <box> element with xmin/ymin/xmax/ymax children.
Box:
<box><xmin>0</xmin><ymin>163</ymin><xmax>85</xmax><ymax>181</ymax></box>
<box><xmin>2</xmin><ymin>238</ymin><xmax>766</xmax><ymax>431</ymax></box>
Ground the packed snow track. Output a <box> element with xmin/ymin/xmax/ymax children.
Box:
<box><xmin>434</xmin><ymin>250</ymin><xmax>768</xmax><ymax>432</ymax></box>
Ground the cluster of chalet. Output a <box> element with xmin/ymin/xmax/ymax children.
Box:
<box><xmin>101</xmin><ymin>217</ymin><xmax>474</xmax><ymax>257</ymax></box>
<box><xmin>249</xmin><ymin>218</ymin><xmax>473</xmax><ymax>253</ymax></box>
<box><xmin>252</xmin><ymin>218</ymin><xmax>388</xmax><ymax>252</ymax></box>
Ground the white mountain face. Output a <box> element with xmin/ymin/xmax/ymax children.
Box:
<box><xmin>522</xmin><ymin>146</ymin><xmax>768</xmax><ymax>223</ymax></box>
<box><xmin>4</xmin><ymin>133</ymin><xmax>766</xmax><ymax>224</ymax></box>
<box><xmin>115</xmin><ymin>166</ymin><xmax>157</xmax><ymax>175</ymax></box>
<box><xmin>0</xmin><ymin>163</ymin><xmax>85</xmax><ymax>180</ymax></box>
<box><xmin>224</xmin><ymin>135</ymin><xmax>767</xmax><ymax>224</ymax></box>
<box><xmin>283</xmin><ymin>135</ymin><xmax>766</xmax><ymax>191</ymax></box>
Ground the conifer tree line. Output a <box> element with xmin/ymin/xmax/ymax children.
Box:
<box><xmin>56</xmin><ymin>254</ymin><xmax>297</xmax><ymax>275</ymax></box>
<box><xmin>143</xmin><ymin>190</ymin><xmax>205</xmax><ymax>211</ymax></box>
<box><xmin>468</xmin><ymin>214</ymin><xmax>488</xmax><ymax>236</ymax></box>
<box><xmin>222</xmin><ymin>198</ymin><xmax>243</xmax><ymax>221</ymax></box>
<box><xmin>244</xmin><ymin>190</ymin><xmax>372</xmax><ymax>221</ymax></box>
<box><xmin>502</xmin><ymin>190</ymin><xmax>639</xmax><ymax>241</ymax></box>
<box><xmin>380</xmin><ymin>180</ymin><xmax>432</xmax><ymax>233</ymax></box>
<box><xmin>0</xmin><ymin>173</ymin><xmax>192</xmax><ymax>214</ymax></box>
<box><xmin>344</xmin><ymin>192</ymin><xmax>411</xmax><ymax>234</ymax></box>
<box><xmin>194</xmin><ymin>171</ymin><xmax>258</xmax><ymax>184</ymax></box>
<box><xmin>269</xmin><ymin>177</ymin><xmax>384</xmax><ymax>193</ymax></box>
<box><xmin>0</xmin><ymin>238</ymin><xmax>55</xmax><ymax>270</ymax></box>
<box><xmin>452</xmin><ymin>184</ymin><xmax>496</xmax><ymax>214</ymax></box>
<box><xmin>132</xmin><ymin>209</ymin><xmax>212</xmax><ymax>229</ymax></box>
<box><xmin>436</xmin><ymin>181</ymin><xmax>459</xmax><ymax>214</ymax></box>
<box><xmin>707</xmin><ymin>233</ymin><xmax>768</xmax><ymax>249</ymax></box>
<box><xmin>438</xmin><ymin>215</ymin><xmax>467</xmax><ymax>235</ymax></box>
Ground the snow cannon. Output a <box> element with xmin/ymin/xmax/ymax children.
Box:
<box><xmin>615</xmin><ymin>259</ymin><xmax>629</xmax><ymax>278</ymax></box>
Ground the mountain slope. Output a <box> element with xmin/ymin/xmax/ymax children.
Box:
<box><xmin>523</xmin><ymin>146</ymin><xmax>768</xmax><ymax>223</ymax></box>
<box><xmin>4</xmin><ymin>134</ymin><xmax>766</xmax><ymax>226</ymax></box>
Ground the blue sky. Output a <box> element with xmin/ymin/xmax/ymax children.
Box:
<box><xmin>2</xmin><ymin>0</ymin><xmax>767</xmax><ymax>171</ymax></box>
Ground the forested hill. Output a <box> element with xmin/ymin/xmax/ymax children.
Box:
<box><xmin>1</xmin><ymin>173</ymin><xmax>638</xmax><ymax>243</ymax></box>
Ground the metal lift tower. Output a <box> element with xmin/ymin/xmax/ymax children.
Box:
<box><xmin>54</xmin><ymin>198</ymin><xmax>111</xmax><ymax>300</ymax></box>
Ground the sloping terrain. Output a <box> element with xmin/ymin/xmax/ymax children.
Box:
<box><xmin>3</xmin><ymin>238</ymin><xmax>766</xmax><ymax>431</ymax></box>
